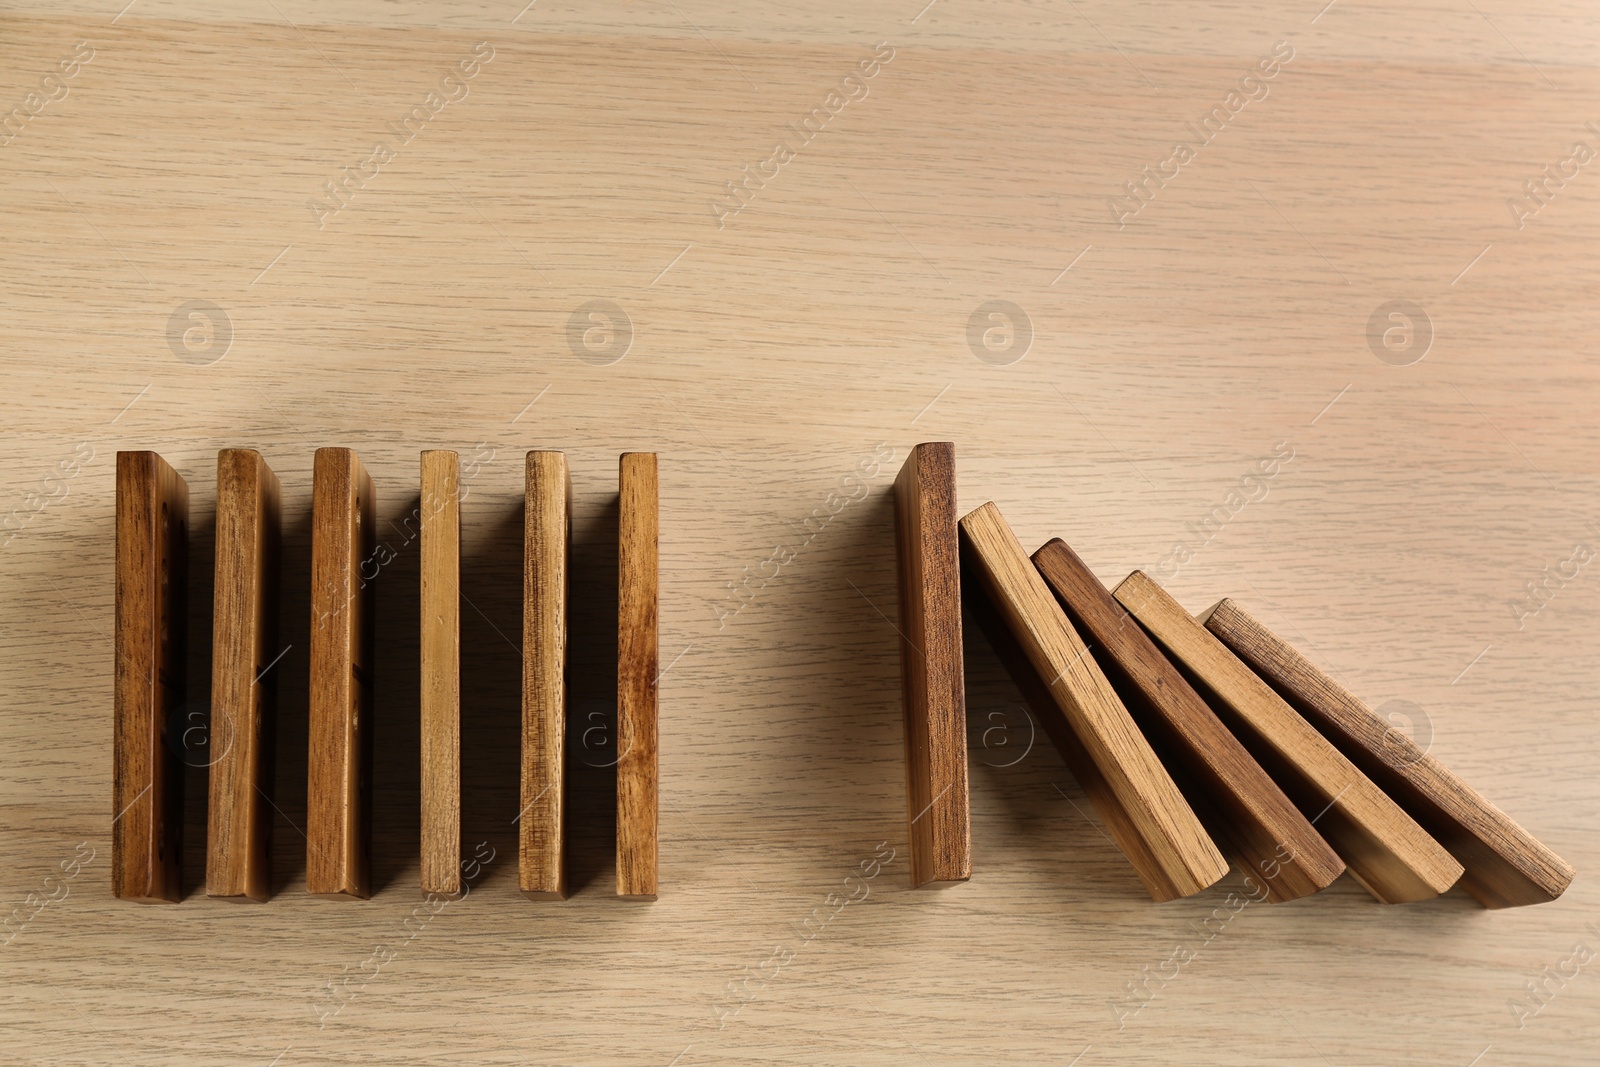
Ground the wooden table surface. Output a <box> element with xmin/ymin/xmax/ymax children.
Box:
<box><xmin>2</xmin><ymin>2</ymin><xmax>1597</xmax><ymax>1064</ymax></box>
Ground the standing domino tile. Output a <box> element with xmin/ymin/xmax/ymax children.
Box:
<box><xmin>113</xmin><ymin>451</ymin><xmax>188</xmax><ymax>903</ymax></box>
<box><xmin>892</xmin><ymin>442</ymin><xmax>971</xmax><ymax>888</ymax></box>
<box><xmin>307</xmin><ymin>447</ymin><xmax>376</xmax><ymax>899</ymax></box>
<box><xmin>521</xmin><ymin>450</ymin><xmax>571</xmax><ymax>899</ymax></box>
<box><xmin>420</xmin><ymin>450</ymin><xmax>462</xmax><ymax>895</ymax></box>
<box><xmin>617</xmin><ymin>452</ymin><xmax>659</xmax><ymax>900</ymax></box>
<box><xmin>207</xmin><ymin>449</ymin><xmax>281</xmax><ymax>902</ymax></box>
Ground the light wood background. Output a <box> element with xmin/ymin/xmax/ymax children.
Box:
<box><xmin>2</xmin><ymin>2</ymin><xmax>1597</xmax><ymax>1064</ymax></box>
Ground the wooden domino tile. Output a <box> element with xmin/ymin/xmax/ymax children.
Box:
<box><xmin>959</xmin><ymin>501</ymin><xmax>1227</xmax><ymax>902</ymax></box>
<box><xmin>420</xmin><ymin>450</ymin><xmax>462</xmax><ymax>895</ymax></box>
<box><xmin>520</xmin><ymin>450</ymin><xmax>570</xmax><ymax>899</ymax></box>
<box><xmin>112</xmin><ymin>451</ymin><xmax>189</xmax><ymax>904</ymax></box>
<box><xmin>617</xmin><ymin>452</ymin><xmax>659</xmax><ymax>900</ymax></box>
<box><xmin>892</xmin><ymin>442</ymin><xmax>971</xmax><ymax>888</ymax></box>
<box><xmin>1032</xmin><ymin>538</ymin><xmax>1344</xmax><ymax>902</ymax></box>
<box><xmin>206</xmin><ymin>449</ymin><xmax>281</xmax><ymax>902</ymax></box>
<box><xmin>1204</xmin><ymin>598</ymin><xmax>1574</xmax><ymax>908</ymax></box>
<box><xmin>307</xmin><ymin>447</ymin><xmax>376</xmax><ymax>899</ymax></box>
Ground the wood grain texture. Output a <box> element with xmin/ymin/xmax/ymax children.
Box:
<box><xmin>1032</xmin><ymin>538</ymin><xmax>1343</xmax><ymax>902</ymax></box>
<box><xmin>4</xmin><ymin>5</ymin><xmax>1600</xmax><ymax>1062</ymax></box>
<box><xmin>205</xmin><ymin>448</ymin><xmax>280</xmax><ymax>902</ymax></box>
<box><xmin>419</xmin><ymin>450</ymin><xmax>460</xmax><ymax>895</ymax></box>
<box><xmin>959</xmin><ymin>502</ymin><xmax>1226</xmax><ymax>901</ymax></box>
<box><xmin>617</xmin><ymin>452</ymin><xmax>658</xmax><ymax>900</ymax></box>
<box><xmin>892</xmin><ymin>442</ymin><xmax>970</xmax><ymax>887</ymax></box>
<box><xmin>520</xmin><ymin>450</ymin><xmax>570</xmax><ymax>899</ymax></box>
<box><xmin>307</xmin><ymin>447</ymin><xmax>376</xmax><ymax>899</ymax></box>
<box><xmin>112</xmin><ymin>451</ymin><xmax>187</xmax><ymax>904</ymax></box>
<box><xmin>1115</xmin><ymin>570</ymin><xmax>1464</xmax><ymax>903</ymax></box>
<box><xmin>1204</xmin><ymin>598</ymin><xmax>1575</xmax><ymax>908</ymax></box>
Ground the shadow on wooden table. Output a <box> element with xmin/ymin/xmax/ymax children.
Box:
<box><xmin>178</xmin><ymin>497</ymin><xmax>215</xmax><ymax>902</ymax></box>
<box><xmin>259</xmin><ymin>502</ymin><xmax>314</xmax><ymax>899</ymax></box>
<box><xmin>454</xmin><ymin>495</ymin><xmax>524</xmax><ymax>893</ymax></box>
<box><xmin>366</xmin><ymin>492</ymin><xmax>423</xmax><ymax>897</ymax></box>
<box><xmin>563</xmin><ymin>492</ymin><xmax>620</xmax><ymax>897</ymax></box>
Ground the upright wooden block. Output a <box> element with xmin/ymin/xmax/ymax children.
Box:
<box><xmin>617</xmin><ymin>452</ymin><xmax>659</xmax><ymax>900</ymax></box>
<box><xmin>420</xmin><ymin>450</ymin><xmax>461</xmax><ymax>895</ymax></box>
<box><xmin>113</xmin><ymin>451</ymin><xmax>188</xmax><ymax>904</ymax></box>
<box><xmin>1032</xmin><ymin>539</ymin><xmax>1343</xmax><ymax>902</ymax></box>
<box><xmin>307</xmin><ymin>447</ymin><xmax>376</xmax><ymax>899</ymax></box>
<box><xmin>1113</xmin><ymin>571</ymin><xmax>1463</xmax><ymax>903</ymax></box>
<box><xmin>206</xmin><ymin>449</ymin><xmax>281</xmax><ymax>902</ymax></box>
<box><xmin>958</xmin><ymin>502</ymin><xmax>1227</xmax><ymax>901</ymax></box>
<box><xmin>1204</xmin><ymin>599</ymin><xmax>1574</xmax><ymax>908</ymax></box>
<box><xmin>520</xmin><ymin>450</ymin><xmax>570</xmax><ymax>899</ymax></box>
<box><xmin>892</xmin><ymin>442</ymin><xmax>971</xmax><ymax>888</ymax></box>
<box><xmin>614</xmin><ymin>454</ymin><xmax>659</xmax><ymax>895</ymax></box>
